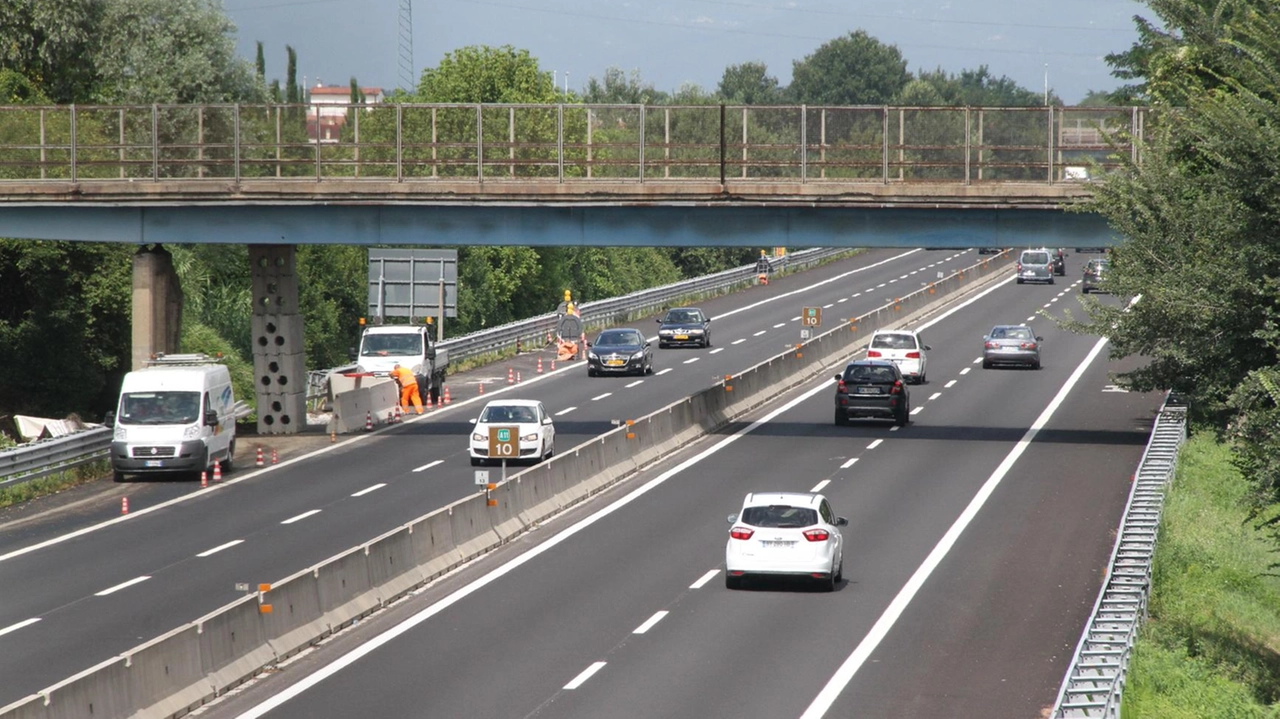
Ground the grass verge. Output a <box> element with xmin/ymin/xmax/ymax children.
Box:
<box><xmin>0</xmin><ymin>460</ymin><xmax>110</xmax><ymax>510</ymax></box>
<box><xmin>1123</xmin><ymin>433</ymin><xmax>1280</xmax><ymax>718</ymax></box>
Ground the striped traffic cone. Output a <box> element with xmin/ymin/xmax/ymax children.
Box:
<box><xmin>122</xmin><ymin>497</ymin><xmax>129</xmax><ymax>514</ymax></box>
<box><xmin>255</xmin><ymin>446</ymin><xmax>265</xmax><ymax>467</ymax></box>
<box><xmin>201</xmin><ymin>471</ymin><xmax>208</xmax><ymax>488</ymax></box>
<box><xmin>551</xmin><ymin>359</ymin><xmax>557</xmax><ymax>371</ymax></box>
<box><xmin>393</xmin><ymin>405</ymin><xmax>402</xmax><ymax>423</ymax></box>
<box><xmin>213</xmin><ymin>462</ymin><xmax>223</xmax><ymax>482</ymax></box>
<box><xmin>443</xmin><ymin>387</ymin><xmax>452</xmax><ymax>405</ymax></box>
<box><xmin>517</xmin><ymin>371</ymin><xmax>523</xmax><ymax>383</ymax></box>
<box><xmin>508</xmin><ymin>367</ymin><xmax>514</xmax><ymax>385</ymax></box>
<box><xmin>427</xmin><ymin>394</ymin><xmax>435</xmax><ymax>410</ymax></box>
<box><xmin>537</xmin><ymin>357</ymin><xmax>544</xmax><ymax>374</ymax></box>
<box><xmin>478</xmin><ymin>382</ymin><xmax>485</xmax><ymax>394</ymax></box>
<box><xmin>271</xmin><ymin>448</ymin><xmax>279</xmax><ymax>464</ymax></box>
<box><xmin>387</xmin><ymin>410</ymin><xmax>395</xmax><ymax>425</ymax></box>
<box><xmin>365</xmin><ymin>411</ymin><xmax>374</xmax><ymax>431</ymax></box>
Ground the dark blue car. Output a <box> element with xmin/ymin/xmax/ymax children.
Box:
<box><xmin>656</xmin><ymin>307</ymin><xmax>711</xmax><ymax>349</ymax></box>
<box><xmin>587</xmin><ymin>328</ymin><xmax>654</xmax><ymax>377</ymax></box>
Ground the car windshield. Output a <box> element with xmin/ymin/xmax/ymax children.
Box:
<box><xmin>871</xmin><ymin>333</ymin><xmax>917</xmax><ymax>350</ymax></box>
<box><xmin>742</xmin><ymin>505</ymin><xmax>818</xmax><ymax>528</ymax></box>
<box><xmin>119</xmin><ymin>391</ymin><xmax>202</xmax><ymax>425</ymax></box>
<box><xmin>480</xmin><ymin>405</ymin><xmax>538</xmax><ymax>423</ymax></box>
<box><xmin>664</xmin><ymin>310</ymin><xmax>703</xmax><ymax>323</ymax></box>
<box><xmin>361</xmin><ymin>333</ymin><xmax>422</xmax><ymax>357</ymax></box>
<box><xmin>596</xmin><ymin>331</ymin><xmax>641</xmax><ymax>347</ymax></box>
<box><xmin>1022</xmin><ymin>252</ymin><xmax>1050</xmax><ymax>264</ymax></box>
<box><xmin>844</xmin><ymin>365</ymin><xmax>897</xmax><ymax>383</ymax></box>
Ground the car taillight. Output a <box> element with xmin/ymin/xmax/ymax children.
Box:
<box><xmin>867</xmin><ymin>350</ymin><xmax>882</xmax><ymax>358</ymax></box>
<box><xmin>1020</xmin><ymin>342</ymin><xmax>1038</xmax><ymax>350</ymax></box>
<box><xmin>905</xmin><ymin>351</ymin><xmax>920</xmax><ymax>359</ymax></box>
<box><xmin>985</xmin><ymin>341</ymin><xmax>999</xmax><ymax>349</ymax></box>
<box><xmin>837</xmin><ymin>381</ymin><xmax>847</xmax><ymax>393</ymax></box>
<box><xmin>1017</xmin><ymin>263</ymin><xmax>1023</xmax><ymax>271</ymax></box>
<box><xmin>730</xmin><ymin>527</ymin><xmax>754</xmax><ymax>540</ymax></box>
<box><xmin>803</xmin><ymin>528</ymin><xmax>830</xmax><ymax>542</ymax></box>
<box><xmin>890</xmin><ymin>380</ymin><xmax>903</xmax><ymax>394</ymax></box>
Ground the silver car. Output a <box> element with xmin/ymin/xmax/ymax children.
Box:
<box><xmin>1016</xmin><ymin>249</ymin><xmax>1055</xmax><ymax>285</ymax></box>
<box><xmin>982</xmin><ymin>324</ymin><xmax>1043</xmax><ymax>369</ymax></box>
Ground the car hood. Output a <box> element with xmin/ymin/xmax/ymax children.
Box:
<box><xmin>475</xmin><ymin>421</ymin><xmax>543</xmax><ymax>435</ymax></box>
<box><xmin>658</xmin><ymin>322</ymin><xmax>706</xmax><ymax>331</ymax></box>
<box><xmin>592</xmin><ymin>344</ymin><xmax>643</xmax><ymax>354</ymax></box>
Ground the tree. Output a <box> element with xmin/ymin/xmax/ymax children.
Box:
<box><xmin>255</xmin><ymin>41</ymin><xmax>266</xmax><ymax>80</ymax></box>
<box><xmin>788</xmin><ymin>31</ymin><xmax>911</xmax><ymax>105</ymax></box>
<box><xmin>286</xmin><ymin>45</ymin><xmax>299</xmax><ymax>104</ymax></box>
<box><xmin>582</xmin><ymin>67</ymin><xmax>668</xmax><ymax>105</ymax></box>
<box><xmin>0</xmin><ymin>0</ymin><xmax>102</xmax><ymax>103</ymax></box>
<box><xmin>718</xmin><ymin>62</ymin><xmax>782</xmax><ymax>105</ymax></box>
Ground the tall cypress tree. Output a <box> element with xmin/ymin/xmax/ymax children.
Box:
<box><xmin>255</xmin><ymin>41</ymin><xmax>266</xmax><ymax>80</ymax></box>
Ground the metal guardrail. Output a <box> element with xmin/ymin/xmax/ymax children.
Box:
<box><xmin>0</xmin><ymin>427</ymin><xmax>112</xmax><ymax>487</ymax></box>
<box><xmin>1051</xmin><ymin>393</ymin><xmax>1189</xmax><ymax>717</ymax></box>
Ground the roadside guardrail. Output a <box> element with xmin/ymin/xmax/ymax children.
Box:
<box><xmin>0</xmin><ymin>427</ymin><xmax>112</xmax><ymax>488</ymax></box>
<box><xmin>1051</xmin><ymin>393</ymin><xmax>1189</xmax><ymax>717</ymax></box>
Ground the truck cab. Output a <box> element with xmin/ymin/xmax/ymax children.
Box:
<box><xmin>355</xmin><ymin>324</ymin><xmax>449</xmax><ymax>402</ymax></box>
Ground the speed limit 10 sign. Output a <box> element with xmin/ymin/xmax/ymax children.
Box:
<box><xmin>488</xmin><ymin>426</ymin><xmax>519</xmax><ymax>460</ymax></box>
<box><xmin>802</xmin><ymin>306</ymin><xmax>823</xmax><ymax>327</ymax></box>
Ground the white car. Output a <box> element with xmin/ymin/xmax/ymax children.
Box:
<box><xmin>866</xmin><ymin>329</ymin><xmax>930</xmax><ymax>384</ymax></box>
<box><xmin>468</xmin><ymin>399</ymin><xmax>555</xmax><ymax>467</ymax></box>
<box><xmin>724</xmin><ymin>492</ymin><xmax>847</xmax><ymax>591</ymax></box>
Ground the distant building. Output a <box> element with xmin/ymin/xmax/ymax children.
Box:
<box><xmin>307</xmin><ymin>84</ymin><xmax>386</xmax><ymax>143</ymax></box>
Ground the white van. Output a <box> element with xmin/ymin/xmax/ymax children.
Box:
<box><xmin>106</xmin><ymin>354</ymin><xmax>236</xmax><ymax>481</ymax></box>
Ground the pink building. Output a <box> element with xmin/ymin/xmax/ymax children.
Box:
<box><xmin>307</xmin><ymin>84</ymin><xmax>386</xmax><ymax>143</ymax></box>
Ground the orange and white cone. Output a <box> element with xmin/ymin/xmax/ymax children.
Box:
<box><xmin>478</xmin><ymin>382</ymin><xmax>485</xmax><ymax>394</ymax></box>
<box><xmin>393</xmin><ymin>405</ymin><xmax>402</xmax><ymax>423</ymax></box>
<box><xmin>427</xmin><ymin>394</ymin><xmax>435</xmax><ymax>410</ymax></box>
<box><xmin>271</xmin><ymin>448</ymin><xmax>279</xmax><ymax>465</ymax></box>
<box><xmin>517</xmin><ymin>371</ymin><xmax>523</xmax><ymax>383</ymax></box>
<box><xmin>201</xmin><ymin>471</ymin><xmax>208</xmax><ymax>488</ymax></box>
<box><xmin>255</xmin><ymin>446</ymin><xmax>265</xmax><ymax>467</ymax></box>
<box><xmin>365</xmin><ymin>411</ymin><xmax>374</xmax><ymax>431</ymax></box>
<box><xmin>213</xmin><ymin>462</ymin><xmax>223</xmax><ymax>482</ymax></box>
<box><xmin>122</xmin><ymin>497</ymin><xmax>129</xmax><ymax>514</ymax></box>
<box><xmin>508</xmin><ymin>367</ymin><xmax>514</xmax><ymax>385</ymax></box>
<box><xmin>537</xmin><ymin>357</ymin><xmax>544</xmax><ymax>374</ymax></box>
<box><xmin>443</xmin><ymin>387</ymin><xmax>452</xmax><ymax>405</ymax></box>
<box><xmin>387</xmin><ymin>410</ymin><xmax>395</xmax><ymax>425</ymax></box>
<box><xmin>551</xmin><ymin>359</ymin><xmax>557</xmax><ymax>371</ymax></box>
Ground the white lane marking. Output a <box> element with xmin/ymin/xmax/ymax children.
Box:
<box><xmin>633</xmin><ymin>611</ymin><xmax>669</xmax><ymax>635</ymax></box>
<box><xmin>281</xmin><ymin>510</ymin><xmax>321</xmax><ymax>525</ymax></box>
<box><xmin>1043</xmin><ymin>303</ymin><xmax>1052</xmax><ymax>308</ymax></box>
<box><xmin>840</xmin><ymin>458</ymin><xmax>858</xmax><ymax>469</ymax></box>
<box><xmin>838</xmin><ymin>298</ymin><xmax>848</xmax><ymax>303</ymax></box>
<box><xmin>683</xmin><ymin>357</ymin><xmax>701</xmax><ymax>364</ymax></box>
<box><xmin>625</xmin><ymin>380</ymin><xmax>645</xmax><ymax>388</ymax></box>
<box><xmin>823</xmin><ymin>303</ymin><xmax>834</xmax><ymax>308</ymax></box>
<box><xmin>944</xmin><ymin>380</ymin><xmax>957</xmax><ymax>388</ymax></box>
<box><xmin>591</xmin><ymin>393</ymin><xmax>612</xmax><ymax>401</ymax></box>
<box><xmin>852</xmin><ymin>293</ymin><xmax>862</xmax><ymax>297</ymax></box>
<box><xmin>0</xmin><ymin>618</ymin><xmax>41</xmax><ymax>637</ymax></box>
<box><xmin>564</xmin><ymin>662</ymin><xmax>607</xmax><ymax>690</ymax></box>
<box><xmin>351</xmin><ymin>484</ymin><xmax>386</xmax><ymax>497</ymax></box>
<box><xmin>710</xmin><ymin>348</ymin><xmax>725</xmax><ymax>355</ymax></box>
<box><xmin>801</xmin><ymin>335</ymin><xmax>1111</xmax><ymax>719</ymax></box>
<box><xmin>909</xmin><ymin>270</ymin><xmax>919</xmax><ymax>275</ymax></box>
<box><xmin>790</xmin><ymin>316</ymin><xmax>802</xmax><ymax>322</ymax></box>
<box><xmin>1027</xmin><ymin>316</ymin><xmax>1037</xmax><ymax>322</ymax></box>
<box><xmin>1050</xmin><ymin>297</ymin><xmax>1059</xmax><ymax>303</ymax></box>
<box><xmin>972</xmin><ymin>357</ymin><xmax>983</xmax><ymax>364</ymax></box>
<box><xmin>960</xmin><ymin>368</ymin><xmax>971</xmax><ymax>375</ymax></box>
<box><xmin>412</xmin><ymin>460</ymin><xmax>444</xmax><ymax>473</ymax></box>
<box><xmin>811</xmin><ymin>479</ymin><xmax>831</xmax><ymax>493</ymax></box>
<box><xmin>889</xmin><ymin>426</ymin><xmax>900</xmax><ymax>432</ymax></box>
<box><xmin>732</xmin><ymin>339</ymin><xmax>747</xmax><ymax>345</ymax></box>
<box><xmin>866</xmin><ymin>288</ymin><xmax>876</xmax><ymax>292</ymax></box>
<box><xmin>773</xmin><ymin>323</ymin><xmax>786</xmax><ymax>328</ymax></box>
<box><xmin>197</xmin><ymin>540</ymin><xmax>245</xmax><ymax>558</ymax></box>
<box><xmin>866</xmin><ymin>439</ymin><xmax>883</xmax><ymax>450</ymax></box>
<box><xmin>928</xmin><ymin>392</ymin><xmax>942</xmax><ymax>401</ymax></box>
<box><xmin>555</xmin><ymin>406</ymin><xmax>577</xmax><ymax>416</ymax></box>
<box><xmin>876</xmin><ymin>283</ymin><xmax>887</xmax><ymax>288</ymax></box>
<box><xmin>656</xmin><ymin>368</ymin><xmax>673</xmax><ymax>376</ymax></box>
<box><xmin>96</xmin><ymin>576</ymin><xmax>150</xmax><ymax>597</ymax></box>
<box><xmin>690</xmin><ymin>570</ymin><xmax>720</xmax><ymax>589</ymax></box>
<box><xmin>910</xmin><ymin>407</ymin><xmax>924</xmax><ymax>415</ymax></box>
<box><xmin>899</xmin><ymin>275</ymin><xmax>909</xmax><ymax>280</ymax></box>
<box><xmin>753</xmin><ymin>330</ymin><xmax>767</xmax><ymax>337</ymax></box>
<box><xmin>232</xmin><ymin>272</ymin><xmax>1017</xmax><ymax>719</ymax></box>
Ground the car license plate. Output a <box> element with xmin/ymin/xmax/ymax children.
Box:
<box><xmin>675</xmin><ymin>334</ymin><xmax>689</xmax><ymax>340</ymax></box>
<box><xmin>144</xmin><ymin>460</ymin><xmax>162</xmax><ymax>467</ymax></box>
<box><xmin>763</xmin><ymin>540</ymin><xmax>794</xmax><ymax>548</ymax></box>
<box><xmin>606</xmin><ymin>359</ymin><xmax>625</xmax><ymax>366</ymax></box>
<box><xmin>856</xmin><ymin>386</ymin><xmax>879</xmax><ymax>394</ymax></box>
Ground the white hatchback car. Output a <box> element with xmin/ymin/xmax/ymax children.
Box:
<box><xmin>724</xmin><ymin>492</ymin><xmax>848</xmax><ymax>591</ymax></box>
<box><xmin>468</xmin><ymin>399</ymin><xmax>555</xmax><ymax>466</ymax></box>
<box><xmin>866</xmin><ymin>329</ymin><xmax>930</xmax><ymax>384</ymax></box>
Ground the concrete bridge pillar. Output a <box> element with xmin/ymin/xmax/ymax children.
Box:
<box><xmin>250</xmin><ymin>245</ymin><xmax>307</xmax><ymax>434</ymax></box>
<box><xmin>131</xmin><ymin>245</ymin><xmax>183</xmax><ymax>371</ymax></box>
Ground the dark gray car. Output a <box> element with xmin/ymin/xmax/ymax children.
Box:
<box><xmin>1016</xmin><ymin>249</ymin><xmax>1055</xmax><ymax>285</ymax></box>
<box><xmin>656</xmin><ymin>307</ymin><xmax>711</xmax><ymax>348</ymax></box>
<box><xmin>587</xmin><ymin>328</ymin><xmax>653</xmax><ymax>377</ymax></box>
<box><xmin>982</xmin><ymin>324</ymin><xmax>1043</xmax><ymax>369</ymax></box>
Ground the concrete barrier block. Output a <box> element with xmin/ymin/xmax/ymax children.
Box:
<box><xmin>365</xmin><ymin>526</ymin><xmax>427</xmax><ymax>603</ymax></box>
<box><xmin>331</xmin><ymin>378</ymin><xmax>399</xmax><ymax>434</ymax></box>
<box><xmin>0</xmin><ymin>694</ymin><xmax>47</xmax><ymax>719</ymax></box>
<box><xmin>197</xmin><ymin>596</ymin><xmax>276</xmax><ymax>695</ymax></box>
<box><xmin>123</xmin><ymin>623</ymin><xmax>209</xmax><ymax>719</ymax></box>
<box><xmin>409</xmin><ymin>510</ymin><xmax>461</xmax><ymax>581</ymax></box>
<box><xmin>448</xmin><ymin>497</ymin><xmax>502</xmax><ymax>563</ymax></box>
<box><xmin>315</xmin><ymin>545</ymin><xmax>379</xmax><ymax>629</ymax></box>
<box><xmin>33</xmin><ymin>657</ymin><xmax>130</xmax><ymax>719</ymax></box>
<box><xmin>260</xmin><ymin>569</ymin><xmax>329</xmax><ymax>661</ymax></box>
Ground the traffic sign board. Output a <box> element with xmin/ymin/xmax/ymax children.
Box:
<box><xmin>474</xmin><ymin>469</ymin><xmax>491</xmax><ymax>485</ymax></box>
<box><xmin>488</xmin><ymin>426</ymin><xmax>519</xmax><ymax>460</ymax></box>
<box><xmin>802</xmin><ymin>307</ymin><xmax>823</xmax><ymax>327</ymax></box>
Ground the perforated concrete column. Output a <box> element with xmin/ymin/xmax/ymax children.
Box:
<box><xmin>251</xmin><ymin>245</ymin><xmax>307</xmax><ymax>434</ymax></box>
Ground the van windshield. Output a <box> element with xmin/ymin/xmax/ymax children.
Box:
<box><xmin>361</xmin><ymin>333</ymin><xmax>423</xmax><ymax>357</ymax></box>
<box><xmin>119</xmin><ymin>391</ymin><xmax>201</xmax><ymax>425</ymax></box>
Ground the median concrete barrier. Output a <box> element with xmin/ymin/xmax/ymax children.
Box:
<box><xmin>328</xmin><ymin>374</ymin><xmax>398</xmax><ymax>434</ymax></box>
<box><xmin>1</xmin><ymin>251</ymin><xmax>1013</xmax><ymax>719</ymax></box>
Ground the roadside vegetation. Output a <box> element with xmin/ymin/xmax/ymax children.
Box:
<box><xmin>0</xmin><ymin>461</ymin><xmax>108</xmax><ymax>510</ymax></box>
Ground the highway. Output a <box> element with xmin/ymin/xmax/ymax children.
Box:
<box><xmin>0</xmin><ymin>248</ymin><xmax>993</xmax><ymax>708</ymax></box>
<box><xmin>195</xmin><ymin>258</ymin><xmax>1162</xmax><ymax>719</ymax></box>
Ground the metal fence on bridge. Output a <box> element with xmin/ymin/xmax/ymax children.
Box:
<box><xmin>0</xmin><ymin>104</ymin><xmax>1144</xmax><ymax>186</ymax></box>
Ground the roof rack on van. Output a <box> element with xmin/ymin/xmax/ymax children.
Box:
<box><xmin>144</xmin><ymin>352</ymin><xmax>225</xmax><ymax>366</ymax></box>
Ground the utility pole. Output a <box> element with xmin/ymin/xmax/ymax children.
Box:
<box><xmin>398</xmin><ymin>0</ymin><xmax>414</xmax><ymax>92</ymax></box>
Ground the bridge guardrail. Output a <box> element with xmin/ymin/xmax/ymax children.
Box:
<box><xmin>1051</xmin><ymin>393</ymin><xmax>1188</xmax><ymax>718</ymax></box>
<box><xmin>0</xmin><ymin>427</ymin><xmax>112</xmax><ymax>488</ymax></box>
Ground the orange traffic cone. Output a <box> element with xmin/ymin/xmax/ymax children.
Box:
<box><xmin>517</xmin><ymin>371</ymin><xmax>523</xmax><ymax>383</ymax></box>
<box><xmin>443</xmin><ymin>387</ymin><xmax>452</xmax><ymax>405</ymax></box>
<box><xmin>122</xmin><ymin>497</ymin><xmax>129</xmax><ymax>514</ymax></box>
<box><xmin>479</xmin><ymin>382</ymin><xmax>485</xmax><ymax>394</ymax></box>
<box><xmin>537</xmin><ymin>357</ymin><xmax>544</xmax><ymax>374</ymax></box>
<box><xmin>271</xmin><ymin>448</ymin><xmax>279</xmax><ymax>464</ymax></box>
<box><xmin>427</xmin><ymin>394</ymin><xmax>435</xmax><ymax>410</ymax></box>
<box><xmin>394</xmin><ymin>405</ymin><xmax>402</xmax><ymax>423</ymax></box>
<box><xmin>387</xmin><ymin>410</ymin><xmax>395</xmax><ymax>425</ymax></box>
<box><xmin>255</xmin><ymin>446</ymin><xmax>265</xmax><ymax>467</ymax></box>
<box><xmin>213</xmin><ymin>462</ymin><xmax>223</xmax><ymax>482</ymax></box>
<box><xmin>365</xmin><ymin>411</ymin><xmax>374</xmax><ymax>431</ymax></box>
<box><xmin>551</xmin><ymin>359</ymin><xmax>557</xmax><ymax>371</ymax></box>
<box><xmin>201</xmin><ymin>471</ymin><xmax>208</xmax><ymax>488</ymax></box>
<box><xmin>508</xmin><ymin>367</ymin><xmax>514</xmax><ymax>385</ymax></box>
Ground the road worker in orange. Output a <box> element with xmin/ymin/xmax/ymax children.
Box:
<box><xmin>391</xmin><ymin>362</ymin><xmax>424</xmax><ymax>414</ymax></box>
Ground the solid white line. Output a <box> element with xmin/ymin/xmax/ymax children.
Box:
<box><xmin>231</xmin><ymin>271</ymin><xmax>1017</xmax><ymax>719</ymax></box>
<box><xmin>281</xmin><ymin>510</ymin><xmax>321</xmax><ymax>525</ymax></box>
<box><xmin>197</xmin><ymin>540</ymin><xmax>245</xmax><ymax>558</ymax></box>
<box><xmin>910</xmin><ymin>407</ymin><xmax>924</xmax><ymax>416</ymax></box>
<box><xmin>753</xmin><ymin>330</ymin><xmax>767</xmax><ymax>337</ymax></box>
<box><xmin>633</xmin><ymin>611</ymin><xmax>669</xmax><ymax>635</ymax></box>
<box><xmin>591</xmin><ymin>393</ymin><xmax>612</xmax><ymax>401</ymax></box>
<box><xmin>625</xmin><ymin>380</ymin><xmax>645</xmax><ymax>388</ymax></box>
<box><xmin>811</xmin><ymin>479</ymin><xmax>831</xmax><ymax>493</ymax></box>
<box><xmin>412</xmin><ymin>460</ymin><xmax>443</xmax><ymax>473</ymax></box>
<box><xmin>555</xmin><ymin>406</ymin><xmax>577</xmax><ymax>416</ymax></box>
<box><xmin>840</xmin><ymin>458</ymin><xmax>858</xmax><ymax>469</ymax></box>
<box><xmin>683</xmin><ymin>357</ymin><xmax>700</xmax><ymax>365</ymax></box>
<box><xmin>690</xmin><ymin>570</ymin><xmax>720</xmax><ymax>590</ymax></box>
<box><xmin>351</xmin><ymin>484</ymin><xmax>386</xmax><ymax>497</ymax></box>
<box><xmin>564</xmin><ymin>662</ymin><xmax>607</xmax><ymax>690</ymax></box>
<box><xmin>866</xmin><ymin>439</ymin><xmax>883</xmax><ymax>450</ymax></box>
<box><xmin>96</xmin><ymin>576</ymin><xmax>150</xmax><ymax>597</ymax></box>
<box><xmin>710</xmin><ymin>348</ymin><xmax>725</xmax><ymax>355</ymax></box>
<box><xmin>773</xmin><ymin>323</ymin><xmax>786</xmax><ymax>328</ymax></box>
<box><xmin>656</xmin><ymin>368</ymin><xmax>673</xmax><ymax>376</ymax></box>
<box><xmin>0</xmin><ymin>618</ymin><xmax>41</xmax><ymax>637</ymax></box>
<box><xmin>959</xmin><ymin>368</ymin><xmax>971</xmax><ymax>375</ymax></box>
<box><xmin>944</xmin><ymin>380</ymin><xmax>957</xmax><ymax>388</ymax></box>
<box><xmin>732</xmin><ymin>339</ymin><xmax>747</xmax><ymax>345</ymax></box>
<box><xmin>800</xmin><ymin>335</ymin><xmax>1110</xmax><ymax>719</ymax></box>
<box><xmin>928</xmin><ymin>392</ymin><xmax>942</xmax><ymax>401</ymax></box>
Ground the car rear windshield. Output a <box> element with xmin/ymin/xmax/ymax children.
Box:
<box><xmin>989</xmin><ymin>327</ymin><xmax>1033</xmax><ymax>340</ymax></box>
<box><xmin>742</xmin><ymin>505</ymin><xmax>818</xmax><ymax>528</ymax></box>
<box><xmin>843</xmin><ymin>365</ymin><xmax>897</xmax><ymax>383</ymax></box>
<box><xmin>1021</xmin><ymin>252</ymin><xmax>1050</xmax><ymax>264</ymax></box>
<box><xmin>871</xmin><ymin>333</ymin><xmax>917</xmax><ymax>350</ymax></box>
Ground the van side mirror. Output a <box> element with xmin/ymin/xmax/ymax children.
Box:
<box><xmin>204</xmin><ymin>409</ymin><xmax>219</xmax><ymax>427</ymax></box>
<box><xmin>103</xmin><ymin>411</ymin><xmax>116</xmax><ymax>428</ymax></box>
<box><xmin>656</xmin><ymin>318</ymin><xmax>662</xmax><ymax>324</ymax></box>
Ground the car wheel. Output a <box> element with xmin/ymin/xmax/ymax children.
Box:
<box><xmin>646</xmin><ymin>361</ymin><xmax>654</xmax><ymax>375</ymax></box>
<box><xmin>725</xmin><ymin>574</ymin><xmax>743</xmax><ymax>590</ymax></box>
<box><xmin>818</xmin><ymin>572</ymin><xmax>836</xmax><ymax>593</ymax></box>
<box><xmin>895</xmin><ymin>406</ymin><xmax>909</xmax><ymax>427</ymax></box>
<box><xmin>834</xmin><ymin>558</ymin><xmax>844</xmax><ymax>583</ymax></box>
<box><xmin>113</xmin><ymin>470</ymin><xmax>126</xmax><ymax>483</ymax></box>
<box><xmin>1016</xmin><ymin>278</ymin><xmax>1024</xmax><ymax>285</ymax></box>
<box><xmin>587</xmin><ymin>367</ymin><xmax>597</xmax><ymax>377</ymax></box>
<box><xmin>1032</xmin><ymin>359</ymin><xmax>1042</xmax><ymax>370</ymax></box>
<box><xmin>705</xmin><ymin>334</ymin><xmax>712</xmax><ymax>348</ymax></box>
<box><xmin>1049</xmin><ymin>277</ymin><xmax>1056</xmax><ymax>285</ymax></box>
<box><xmin>546</xmin><ymin>442</ymin><xmax>554</xmax><ymax>459</ymax></box>
<box><xmin>834</xmin><ymin>408</ymin><xmax>849</xmax><ymax>426</ymax></box>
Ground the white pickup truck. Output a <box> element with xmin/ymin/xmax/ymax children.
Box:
<box><xmin>353</xmin><ymin>324</ymin><xmax>449</xmax><ymax>403</ymax></box>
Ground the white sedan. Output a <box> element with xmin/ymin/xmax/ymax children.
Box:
<box><xmin>724</xmin><ymin>492</ymin><xmax>847</xmax><ymax>591</ymax></box>
<box><xmin>468</xmin><ymin>399</ymin><xmax>555</xmax><ymax>466</ymax></box>
<box><xmin>866</xmin><ymin>329</ymin><xmax>930</xmax><ymax>384</ymax></box>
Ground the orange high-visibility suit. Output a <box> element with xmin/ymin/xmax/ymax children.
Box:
<box><xmin>391</xmin><ymin>366</ymin><xmax>424</xmax><ymax>414</ymax></box>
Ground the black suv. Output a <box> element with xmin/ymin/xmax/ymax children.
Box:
<box><xmin>834</xmin><ymin>359</ymin><xmax>909</xmax><ymax>427</ymax></box>
<box><xmin>1050</xmin><ymin>248</ymin><xmax>1068</xmax><ymax>276</ymax></box>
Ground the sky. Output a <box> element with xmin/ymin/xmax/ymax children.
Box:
<box><xmin>223</xmin><ymin>0</ymin><xmax>1148</xmax><ymax>105</ymax></box>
